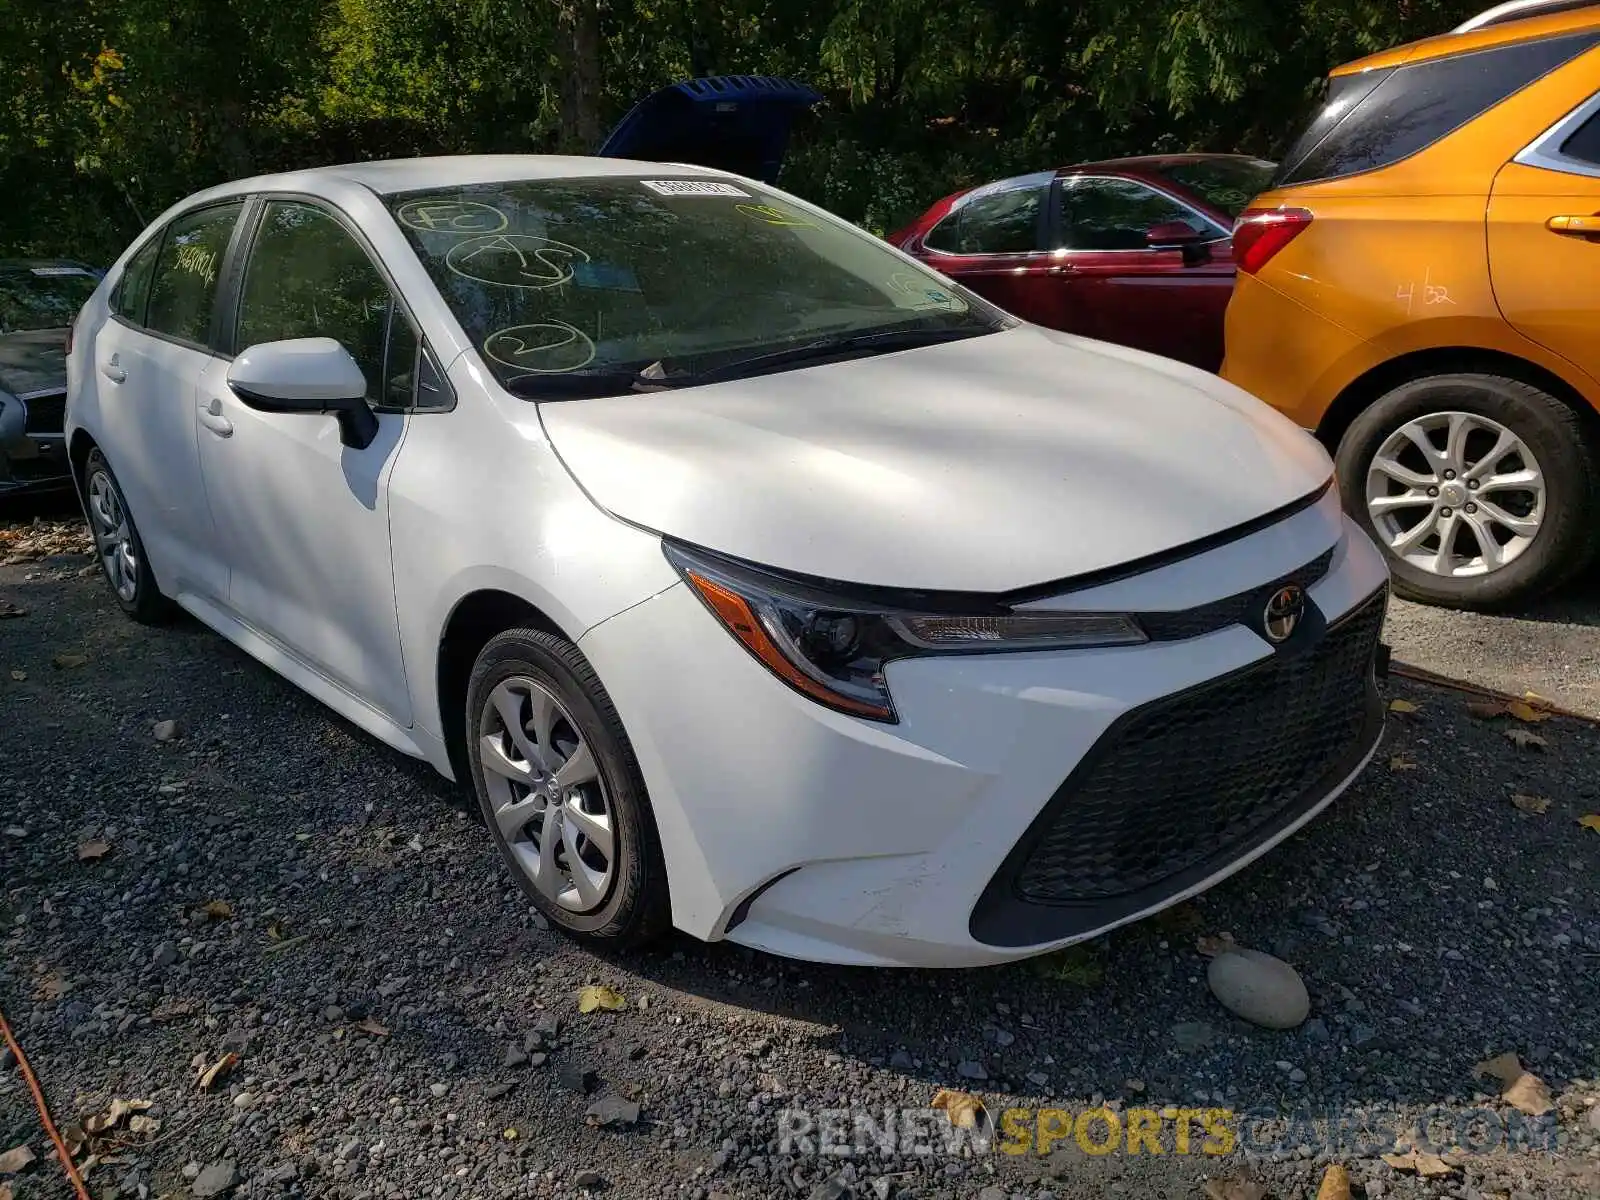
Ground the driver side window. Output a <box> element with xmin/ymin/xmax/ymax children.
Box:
<box><xmin>236</xmin><ymin>201</ymin><xmax>397</xmax><ymax>407</ymax></box>
<box><xmin>1056</xmin><ymin>178</ymin><xmax>1216</xmax><ymax>251</ymax></box>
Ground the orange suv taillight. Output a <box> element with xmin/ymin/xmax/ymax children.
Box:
<box><xmin>1232</xmin><ymin>207</ymin><xmax>1313</xmax><ymax>274</ymax></box>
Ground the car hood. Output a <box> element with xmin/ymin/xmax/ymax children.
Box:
<box><xmin>539</xmin><ymin>326</ymin><xmax>1333</xmax><ymax>593</ymax></box>
<box><xmin>0</xmin><ymin>328</ymin><xmax>68</xmax><ymax>397</ymax></box>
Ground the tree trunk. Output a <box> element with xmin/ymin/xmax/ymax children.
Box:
<box><xmin>558</xmin><ymin>0</ymin><xmax>603</xmax><ymax>150</ymax></box>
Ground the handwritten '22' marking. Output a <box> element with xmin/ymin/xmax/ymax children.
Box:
<box><xmin>446</xmin><ymin>235</ymin><xmax>591</xmax><ymax>289</ymax></box>
<box><xmin>483</xmin><ymin>322</ymin><xmax>597</xmax><ymax>374</ymax></box>
<box><xmin>735</xmin><ymin>204</ymin><xmax>818</xmax><ymax>229</ymax></box>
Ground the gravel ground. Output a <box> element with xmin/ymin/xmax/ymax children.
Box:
<box><xmin>1386</xmin><ymin>568</ymin><xmax>1600</xmax><ymax>721</ymax></box>
<box><xmin>2</xmin><ymin>510</ymin><xmax>1599</xmax><ymax>1200</ymax></box>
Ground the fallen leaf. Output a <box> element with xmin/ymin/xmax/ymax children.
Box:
<box><xmin>1506</xmin><ymin>696</ymin><xmax>1552</xmax><ymax>723</ymax></box>
<box><xmin>1315</xmin><ymin>1164</ymin><xmax>1352</xmax><ymax>1200</ymax></box>
<box><xmin>1579</xmin><ymin>814</ymin><xmax>1600</xmax><ymax>833</ymax></box>
<box><xmin>8</xmin><ymin>670</ymin><xmax>24</xmax><ymax>682</ymax></box>
<box><xmin>84</xmin><ymin>1097</ymin><xmax>151</xmax><ymax>1135</ymax></box>
<box><xmin>33</xmin><ymin>972</ymin><xmax>66</xmax><ymax>1002</ymax></box>
<box><xmin>1196</xmin><ymin>932</ymin><xmax>1237</xmax><ymax>958</ymax></box>
<box><xmin>1467</xmin><ymin>699</ymin><xmax>1507</xmax><ymax>719</ymax></box>
<box><xmin>1202</xmin><ymin>1177</ymin><xmax>1268</xmax><ymax>1200</ymax></box>
<box><xmin>60</xmin><ymin>1123</ymin><xmax>86</xmax><ymax>1157</ymax></box>
<box><xmin>1382</xmin><ymin>1149</ymin><xmax>1456</xmax><ymax>1177</ymax></box>
<box><xmin>265</xmin><ymin>919</ymin><xmax>286</xmax><ymax>941</ymax></box>
<box><xmin>0</xmin><ymin>1145</ymin><xmax>35</xmax><ymax>1173</ymax></box>
<box><xmin>127</xmin><ymin>1114</ymin><xmax>160</xmax><ymax>1135</ymax></box>
<box><xmin>197</xmin><ymin>1052</ymin><xmax>238</xmax><ymax>1091</ymax></box>
<box><xmin>930</xmin><ymin>1088</ymin><xmax>987</xmax><ymax>1130</ymax></box>
<box><xmin>196</xmin><ymin>900</ymin><xmax>233</xmax><ymax>920</ymax></box>
<box><xmin>1</xmin><ymin>1182</ymin><xmax>13</xmax><ymax>1200</ymax></box>
<box><xmin>577</xmin><ymin>985</ymin><xmax>626</xmax><ymax>1014</ymax></box>
<box><xmin>1511</xmin><ymin>793</ymin><xmax>1552</xmax><ymax>815</ymax></box>
<box><xmin>1504</xmin><ymin>727</ymin><xmax>1547</xmax><ymax>751</ymax></box>
<box><xmin>150</xmin><ymin>998</ymin><xmax>198</xmax><ymax>1022</ymax></box>
<box><xmin>1474</xmin><ymin>1052</ymin><xmax>1554</xmax><ymax>1117</ymax></box>
<box><xmin>0</xmin><ymin>599</ymin><xmax>25</xmax><ymax>619</ymax></box>
<box><xmin>355</xmin><ymin>1018</ymin><xmax>390</xmax><ymax>1037</ymax></box>
<box><xmin>1389</xmin><ymin>755</ymin><xmax>1417</xmax><ymax>771</ymax></box>
<box><xmin>502</xmin><ymin>1128</ymin><xmax>518</xmax><ymax>1141</ymax></box>
<box><xmin>52</xmin><ymin>652</ymin><xmax>88</xmax><ymax>669</ymax></box>
<box><xmin>1388</xmin><ymin>698</ymin><xmax>1419</xmax><ymax>714</ymax></box>
<box><xmin>76</xmin><ymin>838</ymin><xmax>112</xmax><ymax>862</ymax></box>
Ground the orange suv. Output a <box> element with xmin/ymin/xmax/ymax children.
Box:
<box><xmin>1222</xmin><ymin>0</ymin><xmax>1600</xmax><ymax>608</ymax></box>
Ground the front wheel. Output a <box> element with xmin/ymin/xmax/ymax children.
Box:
<box><xmin>1336</xmin><ymin>373</ymin><xmax>1600</xmax><ymax>610</ymax></box>
<box><xmin>465</xmin><ymin>628</ymin><xmax>670</xmax><ymax>947</ymax></box>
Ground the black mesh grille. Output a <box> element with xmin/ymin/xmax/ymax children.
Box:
<box><xmin>22</xmin><ymin>391</ymin><xmax>65</xmax><ymax>435</ymax></box>
<box><xmin>1014</xmin><ymin>588</ymin><xmax>1386</xmax><ymax>904</ymax></box>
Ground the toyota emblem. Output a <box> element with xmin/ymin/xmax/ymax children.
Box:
<box><xmin>1262</xmin><ymin>585</ymin><xmax>1306</xmax><ymax>643</ymax></box>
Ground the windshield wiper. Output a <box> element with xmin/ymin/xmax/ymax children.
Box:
<box><xmin>665</xmin><ymin>323</ymin><xmax>992</xmax><ymax>387</ymax></box>
<box><xmin>501</xmin><ymin>368</ymin><xmax>676</xmax><ymax>400</ymax></box>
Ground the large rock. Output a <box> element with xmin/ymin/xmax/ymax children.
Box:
<box><xmin>1207</xmin><ymin>948</ymin><xmax>1310</xmax><ymax>1030</ymax></box>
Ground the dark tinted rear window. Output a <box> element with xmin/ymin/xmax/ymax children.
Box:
<box><xmin>1559</xmin><ymin>104</ymin><xmax>1600</xmax><ymax>165</ymax></box>
<box><xmin>1275</xmin><ymin>32</ymin><xmax>1600</xmax><ymax>186</ymax></box>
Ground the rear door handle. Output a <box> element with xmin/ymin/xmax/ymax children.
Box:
<box><xmin>100</xmin><ymin>355</ymin><xmax>126</xmax><ymax>384</ymax></box>
<box><xmin>198</xmin><ymin>397</ymin><xmax>233</xmax><ymax>438</ymax></box>
<box><xmin>1546</xmin><ymin>214</ymin><xmax>1600</xmax><ymax>238</ymax></box>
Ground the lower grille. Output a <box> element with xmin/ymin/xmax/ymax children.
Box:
<box><xmin>1013</xmin><ymin>588</ymin><xmax>1385</xmax><ymax>906</ymax></box>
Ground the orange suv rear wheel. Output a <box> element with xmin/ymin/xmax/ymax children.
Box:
<box><xmin>1335</xmin><ymin>373</ymin><xmax>1600</xmax><ymax>609</ymax></box>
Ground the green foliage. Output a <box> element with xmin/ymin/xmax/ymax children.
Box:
<box><xmin>0</xmin><ymin>0</ymin><xmax>1488</xmax><ymax>259</ymax></box>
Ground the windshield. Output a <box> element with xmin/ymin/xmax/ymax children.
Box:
<box><xmin>0</xmin><ymin>266</ymin><xmax>99</xmax><ymax>334</ymax></box>
<box><xmin>387</xmin><ymin>177</ymin><xmax>1007</xmax><ymax>395</ymax></box>
<box><xmin>1154</xmin><ymin>159</ymin><xmax>1278</xmax><ymax>219</ymax></box>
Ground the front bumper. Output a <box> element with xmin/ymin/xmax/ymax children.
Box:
<box><xmin>578</xmin><ymin>488</ymin><xmax>1389</xmax><ymax>967</ymax></box>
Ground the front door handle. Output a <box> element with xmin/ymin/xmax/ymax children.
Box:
<box><xmin>100</xmin><ymin>356</ymin><xmax>126</xmax><ymax>384</ymax></box>
<box><xmin>1546</xmin><ymin>213</ymin><xmax>1600</xmax><ymax>239</ymax></box>
<box><xmin>198</xmin><ymin>397</ymin><xmax>233</xmax><ymax>438</ymax></box>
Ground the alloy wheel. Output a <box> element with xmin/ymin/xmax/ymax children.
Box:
<box><xmin>1364</xmin><ymin>410</ymin><xmax>1545</xmax><ymax>579</ymax></box>
<box><xmin>87</xmin><ymin>469</ymin><xmax>139</xmax><ymax>603</ymax></box>
<box><xmin>477</xmin><ymin>676</ymin><xmax>615</xmax><ymax>913</ymax></box>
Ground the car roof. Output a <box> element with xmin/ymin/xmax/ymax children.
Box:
<box><xmin>1333</xmin><ymin>1</ymin><xmax>1600</xmax><ymax>75</ymax></box>
<box><xmin>1059</xmin><ymin>153</ymin><xmax>1268</xmax><ymax>175</ymax></box>
<box><xmin>180</xmin><ymin>154</ymin><xmax>726</xmax><ymax>207</ymax></box>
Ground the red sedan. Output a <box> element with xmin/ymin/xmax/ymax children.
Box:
<box><xmin>887</xmin><ymin>154</ymin><xmax>1276</xmax><ymax>372</ymax></box>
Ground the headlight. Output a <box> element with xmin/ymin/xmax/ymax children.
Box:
<box><xmin>664</xmin><ymin>543</ymin><xmax>1147</xmax><ymax>723</ymax></box>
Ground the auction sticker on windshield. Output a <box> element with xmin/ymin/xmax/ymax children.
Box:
<box><xmin>640</xmin><ymin>180</ymin><xmax>751</xmax><ymax>197</ymax></box>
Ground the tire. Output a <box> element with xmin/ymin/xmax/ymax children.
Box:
<box><xmin>82</xmin><ymin>448</ymin><xmax>175</xmax><ymax>624</ymax></box>
<box><xmin>1335</xmin><ymin>373</ymin><xmax>1600</xmax><ymax>610</ymax></box>
<box><xmin>465</xmin><ymin>627</ymin><xmax>669</xmax><ymax>948</ymax></box>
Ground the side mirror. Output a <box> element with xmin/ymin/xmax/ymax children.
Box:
<box><xmin>227</xmin><ymin>338</ymin><xmax>379</xmax><ymax>450</ymax></box>
<box><xmin>1145</xmin><ymin>221</ymin><xmax>1203</xmax><ymax>248</ymax></box>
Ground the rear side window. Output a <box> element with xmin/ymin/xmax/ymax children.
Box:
<box><xmin>924</xmin><ymin>175</ymin><xmax>1051</xmax><ymax>255</ymax></box>
<box><xmin>1559</xmin><ymin>104</ymin><xmax>1600</xmax><ymax>165</ymax></box>
<box><xmin>112</xmin><ymin>238</ymin><xmax>160</xmax><ymax>325</ymax></box>
<box><xmin>1276</xmin><ymin>31</ymin><xmax>1600</xmax><ymax>186</ymax></box>
<box><xmin>146</xmin><ymin>202</ymin><xmax>243</xmax><ymax>345</ymax></box>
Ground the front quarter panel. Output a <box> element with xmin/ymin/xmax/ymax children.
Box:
<box><xmin>386</xmin><ymin>353</ymin><xmax>679</xmax><ymax>766</ymax></box>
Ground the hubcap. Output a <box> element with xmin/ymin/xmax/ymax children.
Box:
<box><xmin>478</xmin><ymin>677</ymin><xmax>614</xmax><ymax>913</ymax></box>
<box><xmin>87</xmin><ymin>470</ymin><xmax>138</xmax><ymax>603</ymax></box>
<box><xmin>1365</xmin><ymin>411</ymin><xmax>1545</xmax><ymax>579</ymax></box>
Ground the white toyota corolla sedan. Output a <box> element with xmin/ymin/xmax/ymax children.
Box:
<box><xmin>65</xmin><ymin>156</ymin><xmax>1389</xmax><ymax>967</ymax></box>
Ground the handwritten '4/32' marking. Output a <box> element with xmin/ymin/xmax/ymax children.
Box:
<box><xmin>1396</xmin><ymin>268</ymin><xmax>1455</xmax><ymax>315</ymax></box>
